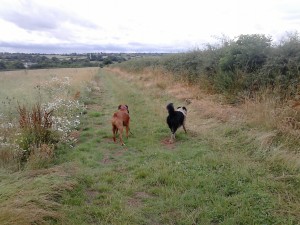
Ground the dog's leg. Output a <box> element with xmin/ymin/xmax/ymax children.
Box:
<box><xmin>112</xmin><ymin>125</ymin><xmax>117</xmax><ymax>142</ymax></box>
<box><xmin>119</xmin><ymin>126</ymin><xmax>125</xmax><ymax>146</ymax></box>
<box><xmin>183</xmin><ymin>123</ymin><xmax>187</xmax><ymax>133</ymax></box>
<box><xmin>125</xmin><ymin>125</ymin><xmax>129</xmax><ymax>139</ymax></box>
<box><xmin>169</xmin><ymin>132</ymin><xmax>175</xmax><ymax>143</ymax></box>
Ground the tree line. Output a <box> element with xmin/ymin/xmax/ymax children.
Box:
<box><xmin>0</xmin><ymin>53</ymin><xmax>128</xmax><ymax>70</ymax></box>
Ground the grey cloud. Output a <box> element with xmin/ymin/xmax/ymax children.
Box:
<box><xmin>0</xmin><ymin>1</ymin><xmax>97</xmax><ymax>32</ymax></box>
<box><xmin>0</xmin><ymin>41</ymin><xmax>187</xmax><ymax>53</ymax></box>
<box><xmin>2</xmin><ymin>12</ymin><xmax>58</xmax><ymax>31</ymax></box>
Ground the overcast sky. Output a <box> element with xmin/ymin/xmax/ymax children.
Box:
<box><xmin>0</xmin><ymin>0</ymin><xmax>300</xmax><ymax>53</ymax></box>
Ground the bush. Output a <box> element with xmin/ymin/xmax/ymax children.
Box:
<box><xmin>261</xmin><ymin>32</ymin><xmax>300</xmax><ymax>96</ymax></box>
<box><xmin>117</xmin><ymin>33</ymin><xmax>300</xmax><ymax>101</ymax></box>
<box><xmin>219</xmin><ymin>34</ymin><xmax>271</xmax><ymax>73</ymax></box>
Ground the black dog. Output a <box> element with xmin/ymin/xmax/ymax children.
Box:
<box><xmin>166</xmin><ymin>103</ymin><xmax>187</xmax><ymax>142</ymax></box>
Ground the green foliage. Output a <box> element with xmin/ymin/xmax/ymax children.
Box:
<box><xmin>162</xmin><ymin>52</ymin><xmax>204</xmax><ymax>82</ymax></box>
<box><xmin>220</xmin><ymin>34</ymin><xmax>271</xmax><ymax>73</ymax></box>
<box><xmin>116</xmin><ymin>57</ymin><xmax>160</xmax><ymax>73</ymax></box>
<box><xmin>0</xmin><ymin>61</ymin><xmax>6</xmax><ymax>69</ymax></box>
<box><xmin>118</xmin><ymin>33</ymin><xmax>300</xmax><ymax>100</ymax></box>
<box><xmin>103</xmin><ymin>57</ymin><xmax>113</xmax><ymax>65</ymax></box>
<box><xmin>214</xmin><ymin>71</ymin><xmax>236</xmax><ymax>93</ymax></box>
<box><xmin>0</xmin><ymin>52</ymin><xmax>129</xmax><ymax>71</ymax></box>
<box><xmin>261</xmin><ymin>32</ymin><xmax>300</xmax><ymax>93</ymax></box>
<box><xmin>5</xmin><ymin>61</ymin><xmax>26</xmax><ymax>70</ymax></box>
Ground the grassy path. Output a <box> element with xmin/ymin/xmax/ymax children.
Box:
<box><xmin>58</xmin><ymin>69</ymin><xmax>298</xmax><ymax>224</ymax></box>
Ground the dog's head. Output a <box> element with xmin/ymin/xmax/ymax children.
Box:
<box><xmin>118</xmin><ymin>104</ymin><xmax>129</xmax><ymax>113</ymax></box>
<box><xmin>176</xmin><ymin>106</ymin><xmax>187</xmax><ymax>116</ymax></box>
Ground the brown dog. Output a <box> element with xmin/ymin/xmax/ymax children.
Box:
<box><xmin>111</xmin><ymin>104</ymin><xmax>130</xmax><ymax>146</ymax></box>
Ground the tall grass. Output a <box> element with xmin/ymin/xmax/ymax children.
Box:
<box><xmin>0</xmin><ymin>68</ymin><xmax>99</xmax><ymax>169</ymax></box>
<box><xmin>16</xmin><ymin>103</ymin><xmax>57</xmax><ymax>165</ymax></box>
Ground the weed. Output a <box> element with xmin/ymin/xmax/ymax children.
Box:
<box><xmin>16</xmin><ymin>103</ymin><xmax>58</xmax><ymax>163</ymax></box>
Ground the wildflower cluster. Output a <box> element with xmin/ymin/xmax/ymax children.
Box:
<box><xmin>40</xmin><ymin>76</ymin><xmax>71</xmax><ymax>98</ymax></box>
<box><xmin>43</xmin><ymin>98</ymin><xmax>85</xmax><ymax>146</ymax></box>
<box><xmin>0</xmin><ymin>114</ymin><xmax>18</xmax><ymax>151</ymax></box>
<box><xmin>40</xmin><ymin>76</ymin><xmax>86</xmax><ymax>146</ymax></box>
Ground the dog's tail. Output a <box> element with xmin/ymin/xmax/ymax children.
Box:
<box><xmin>166</xmin><ymin>103</ymin><xmax>175</xmax><ymax>115</ymax></box>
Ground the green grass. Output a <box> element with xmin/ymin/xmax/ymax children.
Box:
<box><xmin>1</xmin><ymin>69</ymin><xmax>299</xmax><ymax>224</ymax></box>
<box><xmin>56</xmin><ymin>70</ymin><xmax>298</xmax><ymax>224</ymax></box>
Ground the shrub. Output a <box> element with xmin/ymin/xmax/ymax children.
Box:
<box><xmin>261</xmin><ymin>32</ymin><xmax>300</xmax><ymax>97</ymax></box>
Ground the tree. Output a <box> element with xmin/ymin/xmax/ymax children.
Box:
<box><xmin>51</xmin><ymin>57</ymin><xmax>60</xmax><ymax>63</ymax></box>
<box><xmin>103</xmin><ymin>57</ymin><xmax>113</xmax><ymax>65</ymax></box>
<box><xmin>11</xmin><ymin>61</ymin><xmax>25</xmax><ymax>69</ymax></box>
<box><xmin>0</xmin><ymin>61</ymin><xmax>6</xmax><ymax>70</ymax></box>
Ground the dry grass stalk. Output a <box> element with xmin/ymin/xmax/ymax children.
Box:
<box><xmin>74</xmin><ymin>91</ymin><xmax>81</xmax><ymax>100</ymax></box>
<box><xmin>18</xmin><ymin>103</ymin><xmax>53</xmax><ymax>132</ymax></box>
<box><xmin>17</xmin><ymin>103</ymin><xmax>56</xmax><ymax>164</ymax></box>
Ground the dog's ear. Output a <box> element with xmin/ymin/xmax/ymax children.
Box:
<box><xmin>183</xmin><ymin>107</ymin><xmax>187</xmax><ymax>111</ymax></box>
<box><xmin>125</xmin><ymin>105</ymin><xmax>129</xmax><ymax>109</ymax></box>
<box><xmin>118</xmin><ymin>105</ymin><xmax>121</xmax><ymax>110</ymax></box>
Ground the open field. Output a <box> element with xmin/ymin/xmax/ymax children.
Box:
<box><xmin>0</xmin><ymin>68</ymin><xmax>299</xmax><ymax>224</ymax></box>
<box><xmin>0</xmin><ymin>67</ymin><xmax>99</xmax><ymax>113</ymax></box>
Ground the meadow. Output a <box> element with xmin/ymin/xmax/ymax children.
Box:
<box><xmin>0</xmin><ymin>67</ymin><xmax>299</xmax><ymax>224</ymax></box>
<box><xmin>0</xmin><ymin>67</ymin><xmax>99</xmax><ymax>169</ymax></box>
<box><xmin>0</xmin><ymin>68</ymin><xmax>98</xmax><ymax>109</ymax></box>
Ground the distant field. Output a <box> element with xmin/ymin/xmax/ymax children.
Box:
<box><xmin>43</xmin><ymin>54</ymin><xmax>87</xmax><ymax>60</ymax></box>
<box><xmin>0</xmin><ymin>67</ymin><xmax>99</xmax><ymax>115</ymax></box>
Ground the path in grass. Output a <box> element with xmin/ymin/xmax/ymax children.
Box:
<box><xmin>60</xmin><ymin>69</ymin><xmax>298</xmax><ymax>225</ymax></box>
